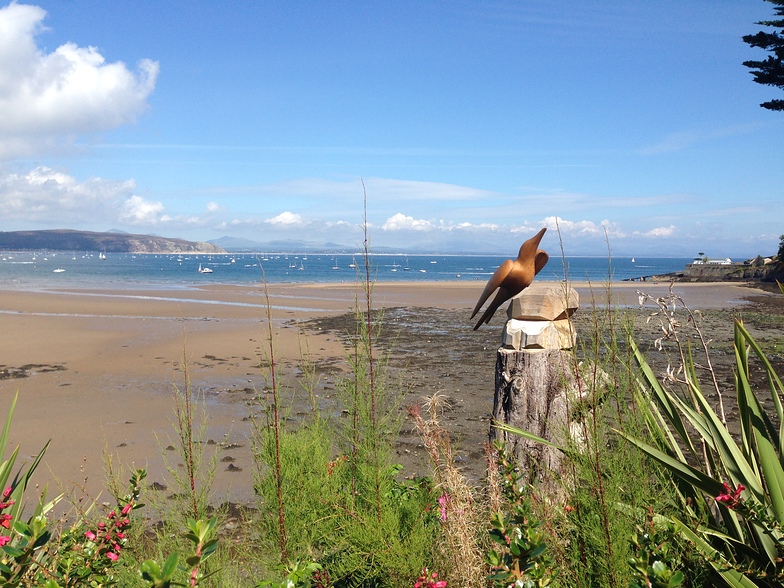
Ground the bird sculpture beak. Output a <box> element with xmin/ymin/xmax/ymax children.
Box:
<box><xmin>519</xmin><ymin>227</ymin><xmax>547</xmax><ymax>260</ymax></box>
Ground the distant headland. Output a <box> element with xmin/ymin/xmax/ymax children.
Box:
<box><xmin>625</xmin><ymin>255</ymin><xmax>784</xmax><ymax>284</ymax></box>
<box><xmin>0</xmin><ymin>229</ymin><xmax>225</xmax><ymax>254</ymax></box>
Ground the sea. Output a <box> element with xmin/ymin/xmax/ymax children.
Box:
<box><xmin>0</xmin><ymin>250</ymin><xmax>695</xmax><ymax>290</ymax></box>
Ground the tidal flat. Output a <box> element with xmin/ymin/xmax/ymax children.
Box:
<box><xmin>0</xmin><ymin>281</ymin><xmax>780</xmax><ymax>506</ymax></box>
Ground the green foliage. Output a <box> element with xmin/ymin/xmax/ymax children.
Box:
<box><xmin>255</xmin><ymin>560</ymin><xmax>324</xmax><ymax>588</ymax></box>
<box><xmin>316</xmin><ymin>470</ymin><xmax>435</xmax><ymax>587</ymax></box>
<box><xmin>314</xmin><ymin>296</ymin><xmax>435</xmax><ymax>587</ymax></box>
<box><xmin>252</xmin><ymin>414</ymin><xmax>341</xmax><ymax>565</ymax></box>
<box><xmin>621</xmin><ymin>318</ymin><xmax>784</xmax><ymax>586</ymax></box>
<box><xmin>140</xmin><ymin>553</ymin><xmax>180</xmax><ymax>588</ymax></box>
<box><xmin>743</xmin><ymin>0</ymin><xmax>784</xmax><ymax>110</ymax></box>
<box><xmin>252</xmin><ymin>249</ymin><xmax>436</xmax><ymax>587</ymax></box>
<box><xmin>140</xmin><ymin>516</ymin><xmax>220</xmax><ymax>587</ymax></box>
<box><xmin>486</xmin><ymin>442</ymin><xmax>554</xmax><ymax>588</ymax></box>
<box><xmin>627</xmin><ymin>520</ymin><xmax>685</xmax><ymax>588</ymax></box>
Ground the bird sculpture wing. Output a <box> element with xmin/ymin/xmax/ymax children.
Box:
<box><xmin>470</xmin><ymin>259</ymin><xmax>514</xmax><ymax>321</ymax></box>
<box><xmin>473</xmin><ymin>285</ymin><xmax>514</xmax><ymax>330</ymax></box>
<box><xmin>471</xmin><ymin>228</ymin><xmax>548</xmax><ymax>330</ymax></box>
<box><xmin>534</xmin><ymin>250</ymin><xmax>549</xmax><ymax>275</ymax></box>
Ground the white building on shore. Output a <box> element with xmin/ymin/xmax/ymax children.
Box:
<box><xmin>692</xmin><ymin>257</ymin><xmax>732</xmax><ymax>265</ymax></box>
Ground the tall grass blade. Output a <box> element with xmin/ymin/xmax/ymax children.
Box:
<box><xmin>0</xmin><ymin>392</ymin><xmax>17</xmax><ymax>455</ymax></box>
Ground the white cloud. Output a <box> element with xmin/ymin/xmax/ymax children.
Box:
<box><xmin>0</xmin><ymin>165</ymin><xmax>137</xmax><ymax>224</ymax></box>
<box><xmin>0</xmin><ymin>2</ymin><xmax>158</xmax><ymax>159</ymax></box>
<box><xmin>381</xmin><ymin>213</ymin><xmax>434</xmax><ymax>231</ymax></box>
<box><xmin>450</xmin><ymin>221</ymin><xmax>500</xmax><ymax>232</ymax></box>
<box><xmin>325</xmin><ymin>219</ymin><xmax>355</xmax><ymax>228</ymax></box>
<box><xmin>206</xmin><ymin>201</ymin><xmax>222</xmax><ymax>213</ymax></box>
<box><xmin>119</xmin><ymin>195</ymin><xmax>166</xmax><ymax>225</ymax></box>
<box><xmin>380</xmin><ymin>214</ymin><xmax>503</xmax><ymax>233</ymax></box>
<box><xmin>265</xmin><ymin>211</ymin><xmax>304</xmax><ymax>226</ymax></box>
<box><xmin>637</xmin><ymin>225</ymin><xmax>676</xmax><ymax>238</ymax></box>
<box><xmin>540</xmin><ymin>216</ymin><xmax>603</xmax><ymax>236</ymax></box>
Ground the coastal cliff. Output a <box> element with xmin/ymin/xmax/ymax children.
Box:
<box><xmin>681</xmin><ymin>262</ymin><xmax>783</xmax><ymax>282</ymax></box>
<box><xmin>0</xmin><ymin>229</ymin><xmax>225</xmax><ymax>254</ymax></box>
<box><xmin>634</xmin><ymin>258</ymin><xmax>784</xmax><ymax>284</ymax></box>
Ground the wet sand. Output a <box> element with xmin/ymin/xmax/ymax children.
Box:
<box><xmin>0</xmin><ymin>281</ymin><xmax>780</xmax><ymax>507</ymax></box>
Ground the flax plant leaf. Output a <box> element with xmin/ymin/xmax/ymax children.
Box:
<box><xmin>736</xmin><ymin>319</ymin><xmax>784</xmax><ymax>451</ymax></box>
<box><xmin>629</xmin><ymin>338</ymin><xmax>697</xmax><ymax>456</ymax></box>
<box><xmin>673</xmin><ymin>520</ymin><xmax>763</xmax><ymax>588</ymax></box>
<box><xmin>613</xmin><ymin>432</ymin><xmax>725</xmax><ymax>497</ymax></box>
<box><xmin>490</xmin><ymin>422</ymin><xmax>570</xmax><ymax>456</ymax></box>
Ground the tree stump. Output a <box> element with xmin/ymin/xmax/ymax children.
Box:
<box><xmin>490</xmin><ymin>284</ymin><xmax>580</xmax><ymax>484</ymax></box>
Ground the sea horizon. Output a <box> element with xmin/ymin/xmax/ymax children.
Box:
<box><xmin>0</xmin><ymin>249</ymin><xmax>700</xmax><ymax>290</ymax></box>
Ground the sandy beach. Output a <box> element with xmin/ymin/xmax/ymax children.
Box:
<box><xmin>1</xmin><ymin>280</ymin><xmax>780</xmax><ymax>508</ymax></box>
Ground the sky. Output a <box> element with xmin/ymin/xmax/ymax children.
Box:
<box><xmin>0</xmin><ymin>0</ymin><xmax>782</xmax><ymax>257</ymax></box>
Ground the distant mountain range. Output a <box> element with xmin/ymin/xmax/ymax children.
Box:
<box><xmin>207</xmin><ymin>236</ymin><xmax>362</xmax><ymax>253</ymax></box>
<box><xmin>0</xmin><ymin>230</ymin><xmax>224</xmax><ymax>254</ymax></box>
<box><xmin>0</xmin><ymin>230</ymin><xmax>543</xmax><ymax>256</ymax></box>
<box><xmin>207</xmin><ymin>236</ymin><xmax>506</xmax><ymax>254</ymax></box>
<box><xmin>0</xmin><ymin>230</ymin><xmax>500</xmax><ymax>256</ymax></box>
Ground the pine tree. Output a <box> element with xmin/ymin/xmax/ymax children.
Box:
<box><xmin>743</xmin><ymin>0</ymin><xmax>784</xmax><ymax>110</ymax></box>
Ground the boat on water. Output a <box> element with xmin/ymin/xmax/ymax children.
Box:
<box><xmin>198</xmin><ymin>263</ymin><xmax>213</xmax><ymax>274</ymax></box>
<box><xmin>53</xmin><ymin>268</ymin><xmax>65</xmax><ymax>273</ymax></box>
<box><xmin>99</xmin><ymin>252</ymin><xmax>106</xmax><ymax>260</ymax></box>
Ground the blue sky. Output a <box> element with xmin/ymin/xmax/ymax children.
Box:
<box><xmin>0</xmin><ymin>0</ymin><xmax>782</xmax><ymax>256</ymax></box>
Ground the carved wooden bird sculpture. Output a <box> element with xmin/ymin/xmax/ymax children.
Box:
<box><xmin>470</xmin><ymin>227</ymin><xmax>548</xmax><ymax>330</ymax></box>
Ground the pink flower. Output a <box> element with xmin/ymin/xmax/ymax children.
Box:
<box><xmin>0</xmin><ymin>535</ymin><xmax>10</xmax><ymax>547</ymax></box>
<box><xmin>107</xmin><ymin>510</ymin><xmax>116</xmax><ymax>519</ymax></box>
<box><xmin>106</xmin><ymin>551</ymin><xmax>119</xmax><ymax>561</ymax></box>
<box><xmin>437</xmin><ymin>493</ymin><xmax>450</xmax><ymax>522</ymax></box>
<box><xmin>2</xmin><ymin>487</ymin><xmax>11</xmax><ymax>500</ymax></box>
<box><xmin>84</xmin><ymin>530</ymin><xmax>96</xmax><ymax>541</ymax></box>
<box><xmin>121</xmin><ymin>503</ymin><xmax>132</xmax><ymax>516</ymax></box>
<box><xmin>716</xmin><ymin>482</ymin><xmax>746</xmax><ymax>509</ymax></box>
<box><xmin>0</xmin><ymin>514</ymin><xmax>11</xmax><ymax>529</ymax></box>
<box><xmin>414</xmin><ymin>568</ymin><xmax>447</xmax><ymax>588</ymax></box>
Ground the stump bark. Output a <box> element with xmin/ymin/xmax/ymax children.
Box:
<box><xmin>489</xmin><ymin>284</ymin><xmax>580</xmax><ymax>485</ymax></box>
